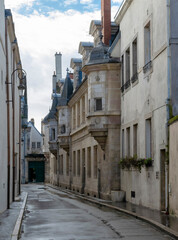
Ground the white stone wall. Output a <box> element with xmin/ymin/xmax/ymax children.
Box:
<box><xmin>112</xmin><ymin>0</ymin><xmax>168</xmax><ymax>210</ymax></box>
<box><xmin>26</xmin><ymin>122</ymin><xmax>43</xmax><ymax>155</ymax></box>
<box><xmin>0</xmin><ymin>0</ymin><xmax>7</xmax><ymax>213</ymax></box>
<box><xmin>42</xmin><ymin>122</ymin><xmax>49</xmax><ymax>153</ymax></box>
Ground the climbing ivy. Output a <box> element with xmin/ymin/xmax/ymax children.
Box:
<box><xmin>119</xmin><ymin>155</ymin><xmax>153</xmax><ymax>173</ymax></box>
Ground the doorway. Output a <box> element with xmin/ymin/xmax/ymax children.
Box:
<box><xmin>28</xmin><ymin>161</ymin><xmax>45</xmax><ymax>183</ymax></box>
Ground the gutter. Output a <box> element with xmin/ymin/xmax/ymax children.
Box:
<box><xmin>166</xmin><ymin>0</ymin><xmax>171</xmax><ymax>214</ymax></box>
<box><xmin>5</xmin><ymin>16</ymin><xmax>11</xmax><ymax>209</ymax></box>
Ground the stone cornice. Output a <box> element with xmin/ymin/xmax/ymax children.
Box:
<box><xmin>68</xmin><ymin>79</ymin><xmax>87</xmax><ymax>106</ymax></box>
<box><xmin>82</xmin><ymin>62</ymin><xmax>121</xmax><ymax>75</ymax></box>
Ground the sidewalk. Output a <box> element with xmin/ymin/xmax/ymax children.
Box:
<box><xmin>46</xmin><ymin>184</ymin><xmax>178</xmax><ymax>239</ymax></box>
<box><xmin>0</xmin><ymin>192</ymin><xmax>27</xmax><ymax>240</ymax></box>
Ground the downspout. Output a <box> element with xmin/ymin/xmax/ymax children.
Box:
<box><xmin>18</xmin><ymin>95</ymin><xmax>21</xmax><ymax>194</ymax></box>
<box><xmin>23</xmin><ymin>128</ymin><xmax>26</xmax><ymax>184</ymax></box>
<box><xmin>12</xmin><ymin>49</ymin><xmax>15</xmax><ymax>202</ymax></box>
<box><xmin>166</xmin><ymin>0</ymin><xmax>171</xmax><ymax>214</ymax></box>
<box><xmin>5</xmin><ymin>16</ymin><xmax>11</xmax><ymax>209</ymax></box>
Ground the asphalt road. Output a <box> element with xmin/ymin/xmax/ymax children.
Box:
<box><xmin>20</xmin><ymin>184</ymin><xmax>175</xmax><ymax>240</ymax></box>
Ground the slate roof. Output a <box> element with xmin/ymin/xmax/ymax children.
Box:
<box><xmin>57</xmin><ymin>71</ymin><xmax>73</xmax><ymax>107</ymax></box>
<box><xmin>80</xmin><ymin>42</ymin><xmax>94</xmax><ymax>48</ymax></box>
<box><xmin>87</xmin><ymin>35</ymin><xmax>120</xmax><ymax>66</ymax></box>
<box><xmin>42</xmin><ymin>94</ymin><xmax>60</xmax><ymax>123</ymax></box>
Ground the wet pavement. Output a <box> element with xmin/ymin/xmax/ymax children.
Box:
<box><xmin>0</xmin><ymin>192</ymin><xmax>26</xmax><ymax>240</ymax></box>
<box><xmin>20</xmin><ymin>184</ymin><xmax>176</xmax><ymax>240</ymax></box>
<box><xmin>111</xmin><ymin>201</ymin><xmax>178</xmax><ymax>233</ymax></box>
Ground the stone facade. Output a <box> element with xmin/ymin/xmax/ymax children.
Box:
<box><xmin>22</xmin><ymin>119</ymin><xmax>44</xmax><ymax>183</ymax></box>
<box><xmin>0</xmin><ymin>2</ymin><xmax>25</xmax><ymax>212</ymax></box>
<box><xmin>43</xmin><ymin>0</ymin><xmax>178</xmax><ymax>213</ymax></box>
<box><xmin>110</xmin><ymin>0</ymin><xmax>178</xmax><ymax>211</ymax></box>
<box><xmin>169</xmin><ymin>120</ymin><xmax>178</xmax><ymax>216</ymax></box>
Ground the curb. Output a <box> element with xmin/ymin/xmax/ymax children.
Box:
<box><xmin>46</xmin><ymin>184</ymin><xmax>178</xmax><ymax>240</ymax></box>
<box><xmin>11</xmin><ymin>192</ymin><xmax>28</xmax><ymax>240</ymax></box>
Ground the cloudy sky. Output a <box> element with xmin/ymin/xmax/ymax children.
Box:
<box><xmin>4</xmin><ymin>0</ymin><xmax>122</xmax><ymax>131</ymax></box>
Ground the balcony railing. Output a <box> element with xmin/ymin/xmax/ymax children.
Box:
<box><xmin>121</xmin><ymin>85</ymin><xmax>125</xmax><ymax>93</ymax></box>
<box><xmin>143</xmin><ymin>61</ymin><xmax>152</xmax><ymax>74</ymax></box>
<box><xmin>48</xmin><ymin>140</ymin><xmax>57</xmax><ymax>157</ymax></box>
<box><xmin>124</xmin><ymin>79</ymin><xmax>131</xmax><ymax>90</ymax></box>
<box><xmin>131</xmin><ymin>72</ymin><xmax>138</xmax><ymax>84</ymax></box>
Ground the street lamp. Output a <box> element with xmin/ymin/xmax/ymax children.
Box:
<box><xmin>12</xmin><ymin>68</ymin><xmax>26</xmax><ymax>98</ymax></box>
<box><xmin>8</xmin><ymin>68</ymin><xmax>27</xmax><ymax>201</ymax></box>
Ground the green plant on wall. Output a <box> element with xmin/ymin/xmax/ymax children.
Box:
<box><xmin>119</xmin><ymin>156</ymin><xmax>152</xmax><ymax>173</ymax></box>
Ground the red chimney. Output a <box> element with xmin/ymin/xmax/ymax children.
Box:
<box><xmin>101</xmin><ymin>0</ymin><xmax>111</xmax><ymax>46</ymax></box>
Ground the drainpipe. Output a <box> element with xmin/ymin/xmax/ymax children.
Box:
<box><xmin>5</xmin><ymin>16</ymin><xmax>11</xmax><ymax>209</ymax></box>
<box><xmin>12</xmin><ymin>49</ymin><xmax>15</xmax><ymax>202</ymax></box>
<box><xmin>166</xmin><ymin>0</ymin><xmax>171</xmax><ymax>214</ymax></box>
<box><xmin>23</xmin><ymin>128</ymin><xmax>26</xmax><ymax>184</ymax></box>
<box><xmin>18</xmin><ymin>95</ymin><xmax>21</xmax><ymax>194</ymax></box>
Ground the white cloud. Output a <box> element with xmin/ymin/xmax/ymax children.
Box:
<box><xmin>4</xmin><ymin>0</ymin><xmax>36</xmax><ymax>10</ymax></box>
<box><xmin>64</xmin><ymin>0</ymin><xmax>78</xmax><ymax>6</ymax></box>
<box><xmin>80</xmin><ymin>0</ymin><xmax>93</xmax><ymax>4</ymax></box>
<box><xmin>112</xmin><ymin>0</ymin><xmax>123</xmax><ymax>4</ymax></box>
<box><xmin>4</xmin><ymin>0</ymin><xmax>120</xmax><ymax>131</ymax></box>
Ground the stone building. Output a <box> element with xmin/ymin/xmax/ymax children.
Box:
<box><xmin>22</xmin><ymin>119</ymin><xmax>44</xmax><ymax>183</ymax></box>
<box><xmin>43</xmin><ymin>0</ymin><xmax>122</xmax><ymax>200</ymax></box>
<box><xmin>110</xmin><ymin>0</ymin><xmax>178</xmax><ymax>212</ymax></box>
<box><xmin>41</xmin><ymin>53</ymin><xmax>65</xmax><ymax>184</ymax></box>
<box><xmin>0</xmin><ymin>1</ymin><xmax>26</xmax><ymax>212</ymax></box>
<box><xmin>43</xmin><ymin>0</ymin><xmax>178</xmax><ymax>214</ymax></box>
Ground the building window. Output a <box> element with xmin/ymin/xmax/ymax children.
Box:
<box><xmin>27</xmin><ymin>138</ymin><xmax>30</xmax><ymax>150</ymax></box>
<box><xmin>132</xmin><ymin>38</ymin><xmax>138</xmax><ymax>83</ymax></box>
<box><xmin>73</xmin><ymin>105</ymin><xmax>76</xmax><ymax>129</ymax></box>
<box><xmin>60</xmin><ymin>155</ymin><xmax>63</xmax><ymax>175</ymax></box>
<box><xmin>37</xmin><ymin>142</ymin><xmax>41</xmax><ymax>148</ymax></box>
<box><xmin>87</xmin><ymin>147</ymin><xmax>91</xmax><ymax>178</ymax></box>
<box><xmin>50</xmin><ymin>128</ymin><xmax>55</xmax><ymax>141</ymax></box>
<box><xmin>126</xmin><ymin>127</ymin><xmax>130</xmax><ymax>157</ymax></box>
<box><xmin>61</xmin><ymin>125</ymin><xmax>66</xmax><ymax>134</ymax></box>
<box><xmin>82</xmin><ymin>96</ymin><xmax>85</xmax><ymax>123</ymax></box>
<box><xmin>125</xmin><ymin>47</ymin><xmax>130</xmax><ymax>89</ymax></box>
<box><xmin>95</xmin><ymin>98</ymin><xmax>102</xmax><ymax>111</ymax></box>
<box><xmin>66</xmin><ymin>154</ymin><xmax>69</xmax><ymax>176</ymax></box>
<box><xmin>82</xmin><ymin>148</ymin><xmax>85</xmax><ymax>168</ymax></box>
<box><xmin>146</xmin><ymin>118</ymin><xmax>152</xmax><ymax>158</ymax></box>
<box><xmin>133</xmin><ymin>124</ymin><xmax>138</xmax><ymax>156</ymax></box>
<box><xmin>32</xmin><ymin>142</ymin><xmax>36</xmax><ymax>149</ymax></box>
<box><xmin>73</xmin><ymin>151</ymin><xmax>76</xmax><ymax>176</ymax></box>
<box><xmin>121</xmin><ymin>55</ymin><xmax>124</xmax><ymax>88</ymax></box>
<box><xmin>77</xmin><ymin>101</ymin><xmax>80</xmax><ymax>127</ymax></box>
<box><xmin>122</xmin><ymin>129</ymin><xmax>125</xmax><ymax>158</ymax></box>
<box><xmin>144</xmin><ymin>22</ymin><xmax>152</xmax><ymax>72</ymax></box>
<box><xmin>93</xmin><ymin>146</ymin><xmax>98</xmax><ymax>178</ymax></box>
<box><xmin>77</xmin><ymin>150</ymin><xmax>80</xmax><ymax>176</ymax></box>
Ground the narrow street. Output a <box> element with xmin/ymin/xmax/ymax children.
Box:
<box><xmin>19</xmin><ymin>184</ymin><xmax>175</xmax><ymax>240</ymax></box>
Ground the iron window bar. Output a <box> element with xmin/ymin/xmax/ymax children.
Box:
<box><xmin>143</xmin><ymin>61</ymin><xmax>152</xmax><ymax>74</ymax></box>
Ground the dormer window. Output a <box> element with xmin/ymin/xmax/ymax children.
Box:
<box><xmin>61</xmin><ymin>125</ymin><xmax>66</xmax><ymax>134</ymax></box>
<box><xmin>95</xmin><ymin>98</ymin><xmax>102</xmax><ymax>111</ymax></box>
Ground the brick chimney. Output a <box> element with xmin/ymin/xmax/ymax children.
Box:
<box><xmin>101</xmin><ymin>0</ymin><xmax>111</xmax><ymax>46</ymax></box>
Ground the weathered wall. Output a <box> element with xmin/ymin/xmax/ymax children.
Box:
<box><xmin>0</xmin><ymin>0</ymin><xmax>7</xmax><ymax>213</ymax></box>
<box><xmin>112</xmin><ymin>0</ymin><xmax>168</xmax><ymax>210</ymax></box>
<box><xmin>170</xmin><ymin>0</ymin><xmax>178</xmax><ymax>116</ymax></box>
<box><xmin>169</xmin><ymin>120</ymin><xmax>178</xmax><ymax>216</ymax></box>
